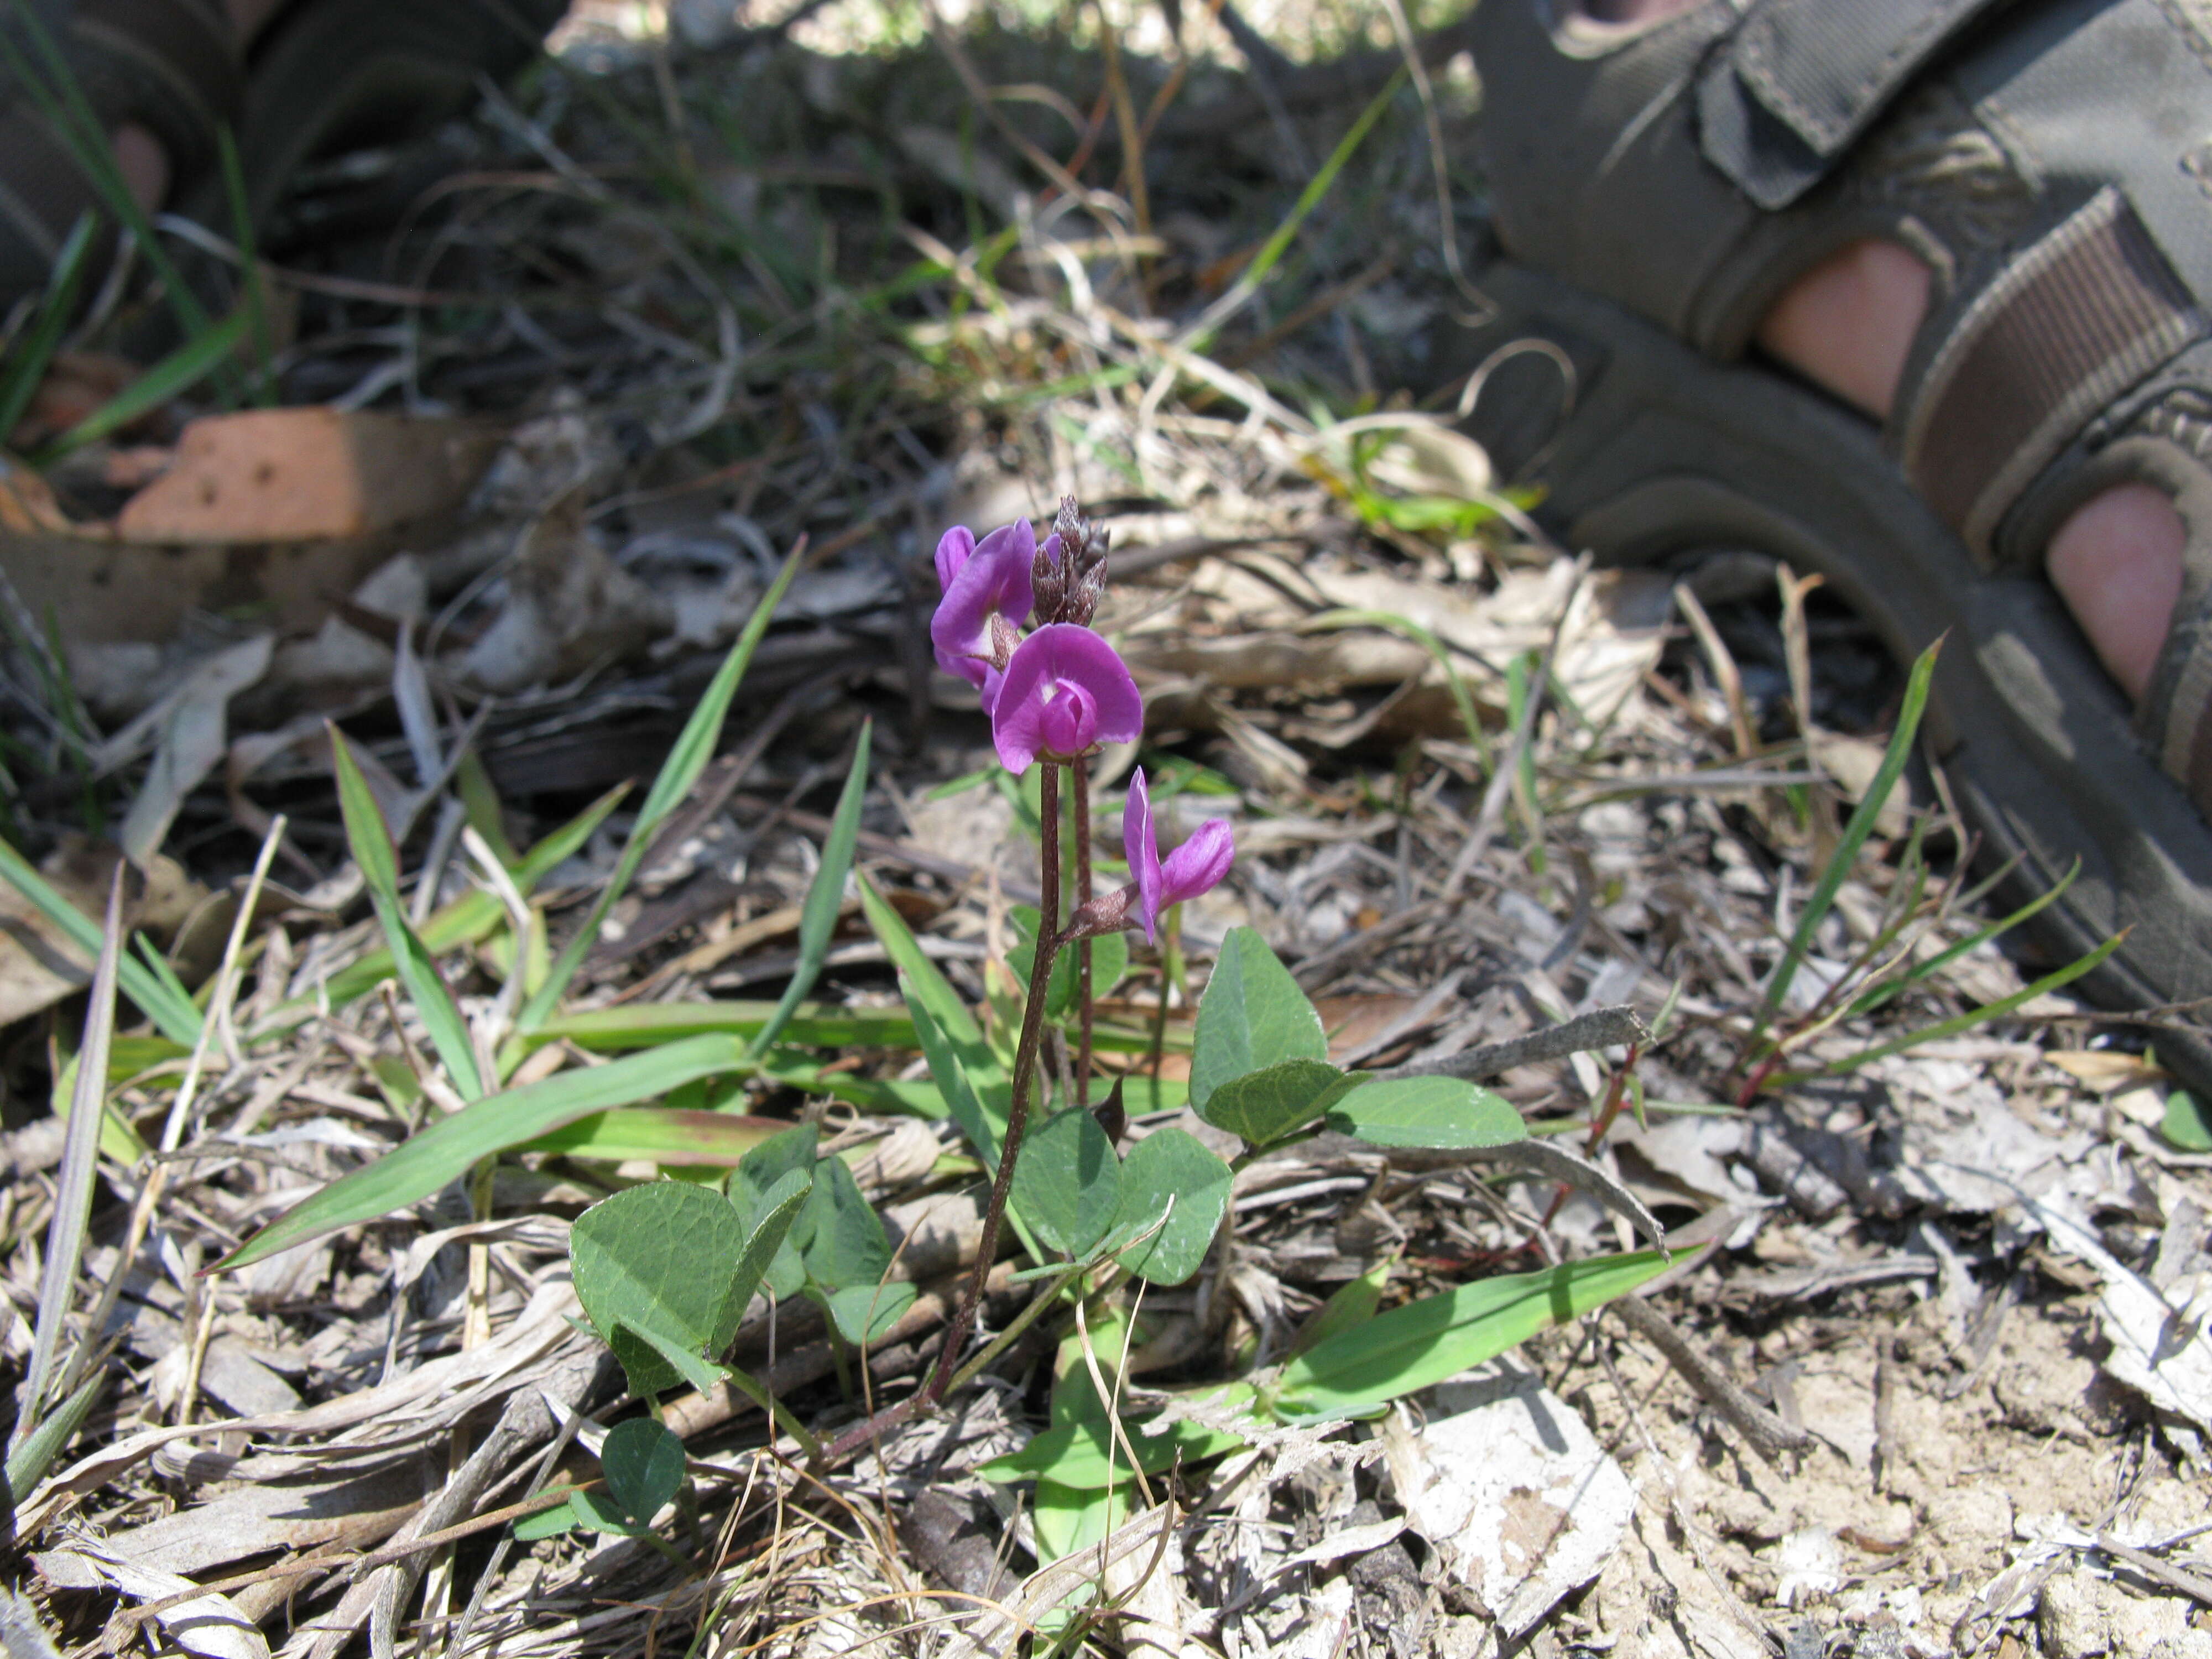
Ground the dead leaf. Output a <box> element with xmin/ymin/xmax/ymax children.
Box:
<box><xmin>458</xmin><ymin>493</ymin><xmax>670</xmax><ymax>692</ymax></box>
<box><xmin>116</xmin><ymin>409</ymin><xmax>502</xmax><ymax>544</ymax></box>
<box><xmin>101</xmin><ymin>635</ymin><xmax>274</xmax><ymax>864</ymax></box>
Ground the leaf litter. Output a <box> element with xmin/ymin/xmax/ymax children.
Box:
<box><xmin>2</xmin><ymin>2</ymin><xmax>2211</xmax><ymax>1657</ymax></box>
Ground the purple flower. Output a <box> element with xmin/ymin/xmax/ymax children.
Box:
<box><xmin>991</xmin><ymin>624</ymin><xmax>1143</xmax><ymax>773</ymax></box>
<box><xmin>1123</xmin><ymin>768</ymin><xmax>1233</xmax><ymax>943</ymax></box>
<box><xmin>932</xmin><ymin>521</ymin><xmax>1037</xmax><ymax>693</ymax></box>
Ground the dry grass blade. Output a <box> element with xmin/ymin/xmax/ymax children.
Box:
<box><xmin>15</xmin><ymin>866</ymin><xmax>126</xmax><ymax>1446</ymax></box>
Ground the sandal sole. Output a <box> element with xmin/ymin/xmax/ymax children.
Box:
<box><xmin>1446</xmin><ymin>261</ymin><xmax>2212</xmax><ymax>1093</ymax></box>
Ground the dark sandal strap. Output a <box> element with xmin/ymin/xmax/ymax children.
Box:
<box><xmin>1695</xmin><ymin>0</ymin><xmax>2019</xmax><ymax>210</ymax></box>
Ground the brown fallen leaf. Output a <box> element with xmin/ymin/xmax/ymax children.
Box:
<box><xmin>116</xmin><ymin>408</ymin><xmax>502</xmax><ymax>544</ymax></box>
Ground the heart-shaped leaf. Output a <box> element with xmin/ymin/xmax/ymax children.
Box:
<box><xmin>797</xmin><ymin>1154</ymin><xmax>890</xmax><ymax>1293</ymax></box>
<box><xmin>571</xmin><ymin>1181</ymin><xmax>753</xmax><ymax>1396</ymax></box>
<box><xmin>1190</xmin><ymin>927</ymin><xmax>1326</xmax><ymax>1111</ymax></box>
<box><xmin>1010</xmin><ymin>1107</ymin><xmax>1121</xmax><ymax>1256</ymax></box>
<box><xmin>599</xmin><ymin>1417</ymin><xmax>686</xmax><ymax>1528</ymax></box>
<box><xmin>1108</xmin><ymin>1128</ymin><xmax>1231</xmax><ymax>1284</ymax></box>
<box><xmin>825</xmin><ymin>1280</ymin><xmax>919</xmax><ymax>1345</ymax></box>
<box><xmin>1325</xmin><ymin>1075</ymin><xmax>1525</xmax><ymax>1149</ymax></box>
<box><xmin>1198</xmin><ymin>1058</ymin><xmax>1356</xmax><ymax>1147</ymax></box>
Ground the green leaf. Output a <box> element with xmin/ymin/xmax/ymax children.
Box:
<box><xmin>1285</xmin><ymin>1255</ymin><xmax>1392</xmax><ymax>1359</ymax></box>
<box><xmin>1751</xmin><ymin>639</ymin><xmax>1939</xmax><ymax>1048</ymax></box>
<box><xmin>798</xmin><ymin>1154</ymin><xmax>891</xmax><ymax>1293</ymax></box>
<box><xmin>0</xmin><ymin>834</ymin><xmax>200</xmax><ymax>1045</ymax></box>
<box><xmin>263</xmin><ymin>784</ymin><xmax>630</xmax><ymax>1035</ymax></box>
<box><xmin>752</xmin><ymin>1051</ymin><xmax>950</xmax><ymax>1119</ymax></box>
<box><xmin>520</xmin><ymin>541</ymin><xmax>806</xmax><ymax>1030</ymax></box>
<box><xmin>863</xmin><ymin>864</ymin><xmax>1008</xmax><ymax>1161</ymax></box>
<box><xmin>571</xmin><ymin>1180</ymin><xmax>753</xmax><ymax>1395</ymax></box>
<box><xmin>824</xmin><ymin>1280</ymin><xmax>919</xmax><ymax>1345</ymax></box>
<box><xmin>0</xmin><ymin>212</ymin><xmax>97</xmax><ymax>444</ymax></box>
<box><xmin>2163</xmin><ymin>1089</ymin><xmax>2212</xmax><ymax>1152</ymax></box>
<box><xmin>622</xmin><ymin>1318</ymin><xmax>733</xmax><ymax>1396</ymax></box>
<box><xmin>1108</xmin><ymin>1128</ymin><xmax>1231</xmax><ymax>1285</ymax></box>
<box><xmin>736</xmin><ymin>1125</ymin><xmax>819</xmax><ymax>1300</ymax></box>
<box><xmin>570</xmin><ymin>1487</ymin><xmax>646</xmax><ymax>1535</ymax></box>
<box><xmin>514</xmin><ymin>1498</ymin><xmax>582</xmax><ymax>1541</ymax></box>
<box><xmin>735</xmin><ymin>1124</ymin><xmax>820</xmax><ymax>1215</ymax></box>
<box><xmin>1010</xmin><ymin>907</ymin><xmax>1131</xmax><ymax>1021</ymax></box>
<box><xmin>1198</xmin><ymin>1058</ymin><xmax>1355</xmax><ymax>1147</ymax></box>
<box><xmin>331</xmin><ymin>728</ymin><xmax>486</xmax><ymax>1100</ymax></box>
<box><xmin>1271</xmin><ymin>1250</ymin><xmax>1677</xmax><ymax>1419</ymax></box>
<box><xmin>1326</xmin><ymin>1076</ymin><xmax>1525</xmax><ymax>1150</ymax></box>
<box><xmin>523</xmin><ymin>1108</ymin><xmax>785</xmax><ymax>1166</ymax></box>
<box><xmin>533</xmin><ymin>1001</ymin><xmax>916</xmax><ymax>1052</ymax></box>
<box><xmin>731</xmin><ymin>1166</ymin><xmax>813</xmax><ymax>1314</ymax></box>
<box><xmin>4</xmin><ymin>1369</ymin><xmax>103</xmax><ymax>1518</ymax></box>
<box><xmin>37</xmin><ymin>309</ymin><xmax>249</xmax><ymax>461</ymax></box>
<box><xmin>216</xmin><ymin>1035</ymin><xmax>753</xmax><ymax>1271</ymax></box>
<box><xmin>908</xmin><ymin>992</ymin><xmax>1004</xmax><ymax>1164</ymax></box>
<box><xmin>978</xmin><ymin>1415</ymin><xmax>1249</xmax><ymax>1490</ymax></box>
<box><xmin>1190</xmin><ymin>927</ymin><xmax>1326</xmax><ymax>1112</ymax></box>
<box><xmin>749</xmin><ymin>721</ymin><xmax>870</xmax><ymax>1056</ymax></box>
<box><xmin>1034</xmin><ymin>1475</ymin><xmax>1122</xmax><ymax>1567</ymax></box>
<box><xmin>599</xmin><ymin>1418</ymin><xmax>686</xmax><ymax>1528</ymax></box>
<box><xmin>1010</xmin><ymin>1108</ymin><xmax>1122</xmax><ymax>1257</ymax></box>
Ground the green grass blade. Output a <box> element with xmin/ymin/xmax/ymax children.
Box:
<box><xmin>1842</xmin><ymin>859</ymin><xmax>2079</xmax><ymax>1022</ymax></box>
<box><xmin>1750</xmin><ymin>639</ymin><xmax>1939</xmax><ymax>1051</ymax></box>
<box><xmin>214</xmin><ymin>127</ymin><xmax>275</xmax><ymax>406</ymax></box>
<box><xmin>0</xmin><ymin>0</ymin><xmax>233</xmax><ymax>386</ymax></box>
<box><xmin>0</xmin><ymin>211</ymin><xmax>98</xmax><ymax>443</ymax></box>
<box><xmin>519</xmin><ymin>542</ymin><xmax>805</xmax><ymax>1031</ymax></box>
<box><xmin>748</xmin><ymin>721</ymin><xmax>869</xmax><ymax>1057</ymax></box>
<box><xmin>1765</xmin><ymin>930</ymin><xmax>2124</xmax><ymax>1089</ymax></box>
<box><xmin>214</xmin><ymin>1034</ymin><xmax>753</xmax><ymax>1270</ymax></box>
<box><xmin>530</xmin><ymin>1001</ymin><xmax>916</xmax><ymax>1051</ymax></box>
<box><xmin>331</xmin><ymin>727</ymin><xmax>486</xmax><ymax>1100</ymax></box>
<box><xmin>36</xmin><ymin>309</ymin><xmax>249</xmax><ymax>462</ymax></box>
<box><xmin>1174</xmin><ymin>69</ymin><xmax>1406</xmax><ymax>354</ymax></box>
<box><xmin>523</xmin><ymin>1107</ymin><xmax>785</xmax><ymax>1165</ymax></box>
<box><xmin>4</xmin><ymin>1368</ymin><xmax>103</xmax><ymax>1511</ymax></box>
<box><xmin>260</xmin><ymin>782</ymin><xmax>629</xmax><ymax>1034</ymax></box>
<box><xmin>1271</xmin><ymin>1250</ymin><xmax>1674</xmax><ymax>1419</ymax></box>
<box><xmin>0</xmin><ymin>835</ymin><xmax>200</xmax><ymax>1044</ymax></box>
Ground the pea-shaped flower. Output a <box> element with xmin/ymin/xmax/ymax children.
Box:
<box><xmin>990</xmin><ymin>624</ymin><xmax>1143</xmax><ymax>773</ymax></box>
<box><xmin>1123</xmin><ymin>767</ymin><xmax>1233</xmax><ymax>943</ymax></box>
<box><xmin>931</xmin><ymin>521</ymin><xmax>1037</xmax><ymax>699</ymax></box>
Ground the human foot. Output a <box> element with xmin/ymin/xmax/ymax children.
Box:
<box><xmin>1593</xmin><ymin>0</ymin><xmax>2188</xmax><ymax>708</ymax></box>
<box><xmin>107</xmin><ymin>0</ymin><xmax>290</xmax><ymax>215</ymax></box>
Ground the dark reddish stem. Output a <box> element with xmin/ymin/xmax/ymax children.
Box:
<box><xmin>821</xmin><ymin>763</ymin><xmax>1067</xmax><ymax>1469</ymax></box>
<box><xmin>1073</xmin><ymin>761</ymin><xmax>1094</xmax><ymax>1105</ymax></box>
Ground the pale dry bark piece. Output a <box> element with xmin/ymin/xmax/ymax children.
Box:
<box><xmin>115</xmin><ymin>410</ymin><xmax>502</xmax><ymax>545</ymax></box>
<box><xmin>1383</xmin><ymin>1363</ymin><xmax>1636</xmax><ymax>1635</ymax></box>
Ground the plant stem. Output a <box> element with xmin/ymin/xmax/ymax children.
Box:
<box><xmin>944</xmin><ymin>1256</ymin><xmax>1092</xmax><ymax>1397</ymax></box>
<box><xmin>926</xmin><ymin>762</ymin><xmax>1063</xmax><ymax>1403</ymax></box>
<box><xmin>1072</xmin><ymin>760</ymin><xmax>1095</xmax><ymax>1105</ymax></box>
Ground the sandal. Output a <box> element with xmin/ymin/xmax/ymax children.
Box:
<box><xmin>0</xmin><ymin>0</ymin><xmax>241</xmax><ymax>302</ymax></box>
<box><xmin>1440</xmin><ymin>0</ymin><xmax>2212</xmax><ymax>1090</ymax></box>
<box><xmin>0</xmin><ymin>0</ymin><xmax>564</xmax><ymax>312</ymax></box>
